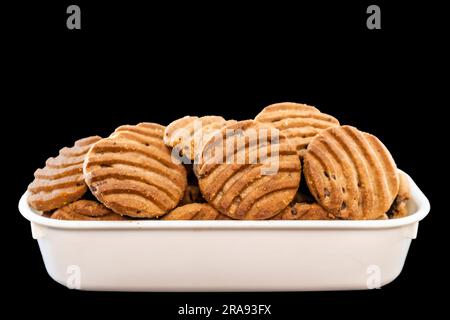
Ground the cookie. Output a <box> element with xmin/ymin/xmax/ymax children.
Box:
<box><xmin>164</xmin><ymin>115</ymin><xmax>236</xmax><ymax>161</ymax></box>
<box><xmin>304</xmin><ymin>125</ymin><xmax>399</xmax><ymax>220</ymax></box>
<box><xmin>83</xmin><ymin>122</ymin><xmax>187</xmax><ymax>218</ymax></box>
<box><xmin>51</xmin><ymin>200</ymin><xmax>127</xmax><ymax>221</ymax></box>
<box><xmin>387</xmin><ymin>172</ymin><xmax>410</xmax><ymax>219</ymax></box>
<box><xmin>255</xmin><ymin>102</ymin><xmax>339</xmax><ymax>157</ymax></box>
<box><xmin>27</xmin><ymin>136</ymin><xmax>102</xmax><ymax>211</ymax></box>
<box><xmin>162</xmin><ymin>203</ymin><xmax>231</xmax><ymax>220</ymax></box>
<box><xmin>196</xmin><ymin>120</ymin><xmax>301</xmax><ymax>220</ymax></box>
<box><xmin>273</xmin><ymin>202</ymin><xmax>336</xmax><ymax>220</ymax></box>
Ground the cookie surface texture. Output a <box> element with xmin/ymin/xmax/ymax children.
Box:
<box><xmin>28</xmin><ymin>136</ymin><xmax>101</xmax><ymax>211</ymax></box>
<box><xmin>273</xmin><ymin>202</ymin><xmax>335</xmax><ymax>220</ymax></box>
<box><xmin>255</xmin><ymin>102</ymin><xmax>339</xmax><ymax>157</ymax></box>
<box><xmin>303</xmin><ymin>125</ymin><xmax>399</xmax><ymax>220</ymax></box>
<box><xmin>84</xmin><ymin>123</ymin><xmax>187</xmax><ymax>218</ymax></box>
<box><xmin>196</xmin><ymin>120</ymin><xmax>301</xmax><ymax>220</ymax></box>
<box><xmin>162</xmin><ymin>203</ymin><xmax>230</xmax><ymax>220</ymax></box>
<box><xmin>51</xmin><ymin>200</ymin><xmax>127</xmax><ymax>221</ymax></box>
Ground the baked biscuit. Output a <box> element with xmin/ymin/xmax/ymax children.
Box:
<box><xmin>83</xmin><ymin>123</ymin><xmax>187</xmax><ymax>218</ymax></box>
<box><xmin>255</xmin><ymin>102</ymin><xmax>339</xmax><ymax>156</ymax></box>
<box><xmin>28</xmin><ymin>136</ymin><xmax>101</xmax><ymax>211</ymax></box>
<box><xmin>162</xmin><ymin>203</ymin><xmax>231</xmax><ymax>220</ymax></box>
<box><xmin>387</xmin><ymin>172</ymin><xmax>410</xmax><ymax>218</ymax></box>
<box><xmin>196</xmin><ymin>120</ymin><xmax>301</xmax><ymax>220</ymax></box>
<box><xmin>273</xmin><ymin>202</ymin><xmax>336</xmax><ymax>220</ymax></box>
<box><xmin>164</xmin><ymin>115</ymin><xmax>236</xmax><ymax>161</ymax></box>
<box><xmin>304</xmin><ymin>125</ymin><xmax>399</xmax><ymax>220</ymax></box>
<box><xmin>51</xmin><ymin>200</ymin><xmax>127</xmax><ymax>221</ymax></box>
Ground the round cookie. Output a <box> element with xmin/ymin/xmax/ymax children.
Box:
<box><xmin>255</xmin><ymin>102</ymin><xmax>339</xmax><ymax>157</ymax></box>
<box><xmin>162</xmin><ymin>203</ymin><xmax>230</xmax><ymax>220</ymax></box>
<box><xmin>83</xmin><ymin>122</ymin><xmax>187</xmax><ymax>218</ymax></box>
<box><xmin>196</xmin><ymin>120</ymin><xmax>301</xmax><ymax>220</ymax></box>
<box><xmin>272</xmin><ymin>202</ymin><xmax>335</xmax><ymax>220</ymax></box>
<box><xmin>51</xmin><ymin>200</ymin><xmax>128</xmax><ymax>221</ymax></box>
<box><xmin>303</xmin><ymin>125</ymin><xmax>399</xmax><ymax>220</ymax></box>
<box><xmin>27</xmin><ymin>136</ymin><xmax>102</xmax><ymax>211</ymax></box>
<box><xmin>164</xmin><ymin>115</ymin><xmax>236</xmax><ymax>161</ymax></box>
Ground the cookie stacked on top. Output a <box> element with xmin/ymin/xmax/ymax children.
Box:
<box><xmin>27</xmin><ymin>102</ymin><xmax>410</xmax><ymax>220</ymax></box>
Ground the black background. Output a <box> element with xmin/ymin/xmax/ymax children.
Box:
<box><xmin>5</xmin><ymin>1</ymin><xmax>447</xmax><ymax>319</ymax></box>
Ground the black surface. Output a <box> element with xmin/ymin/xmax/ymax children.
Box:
<box><xmin>5</xmin><ymin>1</ymin><xmax>446</xmax><ymax>319</ymax></box>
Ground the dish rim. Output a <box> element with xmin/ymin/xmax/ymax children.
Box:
<box><xmin>18</xmin><ymin>170</ymin><xmax>430</xmax><ymax>230</ymax></box>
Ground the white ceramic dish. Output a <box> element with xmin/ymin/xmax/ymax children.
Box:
<box><xmin>19</xmin><ymin>170</ymin><xmax>429</xmax><ymax>292</ymax></box>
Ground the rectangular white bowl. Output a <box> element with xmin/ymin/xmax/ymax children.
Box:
<box><xmin>19</xmin><ymin>171</ymin><xmax>430</xmax><ymax>292</ymax></box>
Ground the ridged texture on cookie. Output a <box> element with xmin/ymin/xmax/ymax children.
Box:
<box><xmin>51</xmin><ymin>200</ymin><xmax>127</xmax><ymax>221</ymax></box>
<box><xmin>387</xmin><ymin>171</ymin><xmax>410</xmax><ymax>219</ymax></box>
<box><xmin>83</xmin><ymin>123</ymin><xmax>187</xmax><ymax>218</ymax></box>
<box><xmin>164</xmin><ymin>115</ymin><xmax>237</xmax><ymax>160</ymax></box>
<box><xmin>162</xmin><ymin>203</ymin><xmax>230</xmax><ymax>220</ymax></box>
<box><xmin>27</xmin><ymin>136</ymin><xmax>101</xmax><ymax>211</ymax></box>
<box><xmin>273</xmin><ymin>203</ymin><xmax>335</xmax><ymax>220</ymax></box>
<box><xmin>304</xmin><ymin>125</ymin><xmax>399</xmax><ymax>220</ymax></box>
<box><xmin>196</xmin><ymin>120</ymin><xmax>301</xmax><ymax>220</ymax></box>
<box><xmin>255</xmin><ymin>102</ymin><xmax>339</xmax><ymax>156</ymax></box>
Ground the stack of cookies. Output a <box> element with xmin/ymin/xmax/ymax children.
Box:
<box><xmin>27</xmin><ymin>102</ymin><xmax>410</xmax><ymax>221</ymax></box>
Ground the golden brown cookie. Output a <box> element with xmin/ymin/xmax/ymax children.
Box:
<box><xmin>304</xmin><ymin>125</ymin><xmax>399</xmax><ymax>220</ymax></box>
<box><xmin>51</xmin><ymin>200</ymin><xmax>127</xmax><ymax>221</ymax></box>
<box><xmin>255</xmin><ymin>102</ymin><xmax>339</xmax><ymax>157</ymax></box>
<box><xmin>83</xmin><ymin>122</ymin><xmax>187</xmax><ymax>218</ymax></box>
<box><xmin>27</xmin><ymin>136</ymin><xmax>102</xmax><ymax>211</ymax></box>
<box><xmin>272</xmin><ymin>202</ymin><xmax>336</xmax><ymax>220</ymax></box>
<box><xmin>196</xmin><ymin>120</ymin><xmax>301</xmax><ymax>220</ymax></box>
<box><xmin>387</xmin><ymin>172</ymin><xmax>410</xmax><ymax>219</ymax></box>
<box><xmin>162</xmin><ymin>203</ymin><xmax>230</xmax><ymax>220</ymax></box>
<box><xmin>164</xmin><ymin>115</ymin><xmax>236</xmax><ymax>161</ymax></box>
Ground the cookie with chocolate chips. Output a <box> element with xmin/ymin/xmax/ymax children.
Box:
<box><xmin>303</xmin><ymin>125</ymin><xmax>399</xmax><ymax>220</ymax></box>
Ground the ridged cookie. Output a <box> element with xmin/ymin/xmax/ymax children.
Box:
<box><xmin>273</xmin><ymin>202</ymin><xmax>336</xmax><ymax>220</ymax></box>
<box><xmin>164</xmin><ymin>115</ymin><xmax>236</xmax><ymax>161</ymax></box>
<box><xmin>28</xmin><ymin>136</ymin><xmax>101</xmax><ymax>211</ymax></box>
<box><xmin>51</xmin><ymin>200</ymin><xmax>127</xmax><ymax>221</ymax></box>
<box><xmin>304</xmin><ymin>125</ymin><xmax>399</xmax><ymax>220</ymax></box>
<box><xmin>196</xmin><ymin>120</ymin><xmax>301</xmax><ymax>220</ymax></box>
<box><xmin>255</xmin><ymin>102</ymin><xmax>339</xmax><ymax>156</ymax></box>
<box><xmin>83</xmin><ymin>123</ymin><xmax>187</xmax><ymax>218</ymax></box>
<box><xmin>387</xmin><ymin>171</ymin><xmax>410</xmax><ymax>219</ymax></box>
<box><xmin>162</xmin><ymin>203</ymin><xmax>231</xmax><ymax>220</ymax></box>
